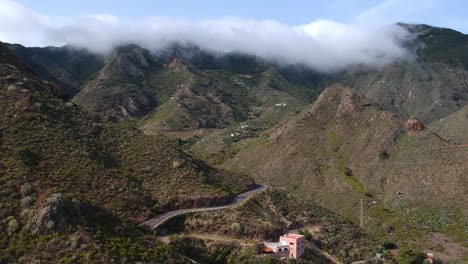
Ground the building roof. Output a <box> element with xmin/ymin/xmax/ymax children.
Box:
<box><xmin>264</xmin><ymin>242</ymin><xmax>281</xmax><ymax>248</ymax></box>
<box><xmin>282</xmin><ymin>233</ymin><xmax>304</xmax><ymax>239</ymax></box>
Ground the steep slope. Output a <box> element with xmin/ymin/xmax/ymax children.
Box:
<box><xmin>140</xmin><ymin>58</ymin><xmax>240</xmax><ymax>132</ymax></box>
<box><xmin>73</xmin><ymin>45</ymin><xmax>159</xmax><ymax>120</ymax></box>
<box><xmin>7</xmin><ymin>43</ymin><xmax>104</xmax><ymax>96</ymax></box>
<box><xmin>406</xmin><ymin>23</ymin><xmax>468</xmax><ymax>67</ymax></box>
<box><xmin>337</xmin><ymin>61</ymin><xmax>468</xmax><ymax>124</ymax></box>
<box><xmin>140</xmin><ymin>57</ymin><xmax>317</xmax><ymax>135</ymax></box>
<box><xmin>334</xmin><ymin>25</ymin><xmax>468</xmax><ymax>124</ymax></box>
<box><xmin>220</xmin><ymin>84</ymin><xmax>467</xmax><ymax>248</ymax></box>
<box><xmin>7</xmin><ymin>24</ymin><xmax>468</xmax><ymax>129</ymax></box>
<box><xmin>0</xmin><ymin>44</ymin><xmax>253</xmax><ymax>263</ymax></box>
<box><xmin>428</xmin><ymin>104</ymin><xmax>468</xmax><ymax>144</ymax></box>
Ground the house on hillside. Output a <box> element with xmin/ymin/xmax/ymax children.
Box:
<box><xmin>262</xmin><ymin>233</ymin><xmax>305</xmax><ymax>259</ymax></box>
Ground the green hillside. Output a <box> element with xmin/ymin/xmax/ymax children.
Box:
<box><xmin>0</xmin><ymin>44</ymin><xmax>253</xmax><ymax>263</ymax></box>
<box><xmin>219</xmin><ymin>85</ymin><xmax>467</xmax><ymax>260</ymax></box>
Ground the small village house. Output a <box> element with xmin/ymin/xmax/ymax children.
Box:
<box><xmin>262</xmin><ymin>233</ymin><xmax>305</xmax><ymax>259</ymax></box>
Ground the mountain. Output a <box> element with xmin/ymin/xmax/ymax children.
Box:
<box><xmin>0</xmin><ymin>43</ymin><xmax>254</xmax><ymax>263</ymax></box>
<box><xmin>219</xmin><ymin>84</ymin><xmax>467</xmax><ymax>252</ymax></box>
<box><xmin>428</xmin><ymin>104</ymin><xmax>468</xmax><ymax>144</ymax></box>
<box><xmin>1</xmin><ymin>22</ymin><xmax>468</xmax><ymax>263</ymax></box>
<box><xmin>336</xmin><ymin>60</ymin><xmax>468</xmax><ymax>124</ymax></box>
<box><xmin>10</xmin><ymin>24</ymin><xmax>468</xmax><ymax>128</ymax></box>
<box><xmin>7</xmin><ymin>43</ymin><xmax>104</xmax><ymax>97</ymax></box>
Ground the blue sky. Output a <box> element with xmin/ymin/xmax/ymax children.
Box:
<box><xmin>10</xmin><ymin>0</ymin><xmax>468</xmax><ymax>33</ymax></box>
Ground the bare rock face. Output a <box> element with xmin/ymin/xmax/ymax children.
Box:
<box><xmin>29</xmin><ymin>193</ymin><xmax>77</xmax><ymax>235</ymax></box>
<box><xmin>168</xmin><ymin>58</ymin><xmax>188</xmax><ymax>73</ymax></box>
<box><xmin>0</xmin><ymin>64</ymin><xmax>19</xmax><ymax>77</ymax></box>
<box><xmin>175</xmin><ymin>86</ymin><xmax>195</xmax><ymax>98</ymax></box>
<box><xmin>172</xmin><ymin>160</ymin><xmax>182</xmax><ymax>169</ymax></box>
<box><xmin>406</xmin><ymin>117</ymin><xmax>425</xmax><ymax>132</ymax></box>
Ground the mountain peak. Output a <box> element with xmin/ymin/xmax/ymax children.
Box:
<box><xmin>167</xmin><ymin>58</ymin><xmax>189</xmax><ymax>73</ymax></box>
<box><xmin>311</xmin><ymin>84</ymin><xmax>375</xmax><ymax>118</ymax></box>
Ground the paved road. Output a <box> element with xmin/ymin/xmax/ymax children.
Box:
<box><xmin>142</xmin><ymin>184</ymin><xmax>266</xmax><ymax>230</ymax></box>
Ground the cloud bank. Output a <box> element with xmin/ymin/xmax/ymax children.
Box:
<box><xmin>0</xmin><ymin>0</ymin><xmax>415</xmax><ymax>72</ymax></box>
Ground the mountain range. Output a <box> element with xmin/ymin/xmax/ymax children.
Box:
<box><xmin>0</xmin><ymin>23</ymin><xmax>467</xmax><ymax>263</ymax></box>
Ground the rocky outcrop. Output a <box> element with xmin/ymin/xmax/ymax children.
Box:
<box><xmin>406</xmin><ymin>117</ymin><xmax>425</xmax><ymax>132</ymax></box>
<box><xmin>175</xmin><ymin>85</ymin><xmax>195</xmax><ymax>98</ymax></box>
<box><xmin>168</xmin><ymin>58</ymin><xmax>189</xmax><ymax>73</ymax></box>
<box><xmin>98</xmin><ymin>45</ymin><xmax>155</xmax><ymax>80</ymax></box>
<box><xmin>29</xmin><ymin>193</ymin><xmax>78</xmax><ymax>235</ymax></box>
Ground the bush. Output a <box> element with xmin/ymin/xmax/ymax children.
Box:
<box><xmin>382</xmin><ymin>241</ymin><xmax>398</xmax><ymax>250</ymax></box>
<box><xmin>21</xmin><ymin>196</ymin><xmax>35</xmax><ymax>207</ymax></box>
<box><xmin>17</xmin><ymin>149</ymin><xmax>39</xmax><ymax>166</ymax></box>
<box><xmin>344</xmin><ymin>167</ymin><xmax>353</xmax><ymax>176</ymax></box>
<box><xmin>230</xmin><ymin>222</ymin><xmax>242</xmax><ymax>235</ymax></box>
<box><xmin>397</xmin><ymin>247</ymin><xmax>426</xmax><ymax>264</ymax></box>
<box><xmin>7</xmin><ymin>219</ymin><xmax>19</xmax><ymax>234</ymax></box>
<box><xmin>299</xmin><ymin>229</ymin><xmax>313</xmax><ymax>241</ymax></box>
<box><xmin>379</xmin><ymin>151</ymin><xmax>389</xmax><ymax>160</ymax></box>
<box><xmin>20</xmin><ymin>183</ymin><xmax>34</xmax><ymax>197</ymax></box>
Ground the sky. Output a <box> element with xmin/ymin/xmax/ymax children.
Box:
<box><xmin>9</xmin><ymin>0</ymin><xmax>468</xmax><ymax>32</ymax></box>
<box><xmin>0</xmin><ymin>0</ymin><xmax>466</xmax><ymax>72</ymax></box>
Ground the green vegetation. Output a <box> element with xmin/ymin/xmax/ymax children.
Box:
<box><xmin>414</xmin><ymin>25</ymin><xmax>468</xmax><ymax>68</ymax></box>
<box><xmin>0</xmin><ymin>49</ymin><xmax>252</xmax><ymax>262</ymax></box>
<box><xmin>396</xmin><ymin>246</ymin><xmax>426</xmax><ymax>264</ymax></box>
<box><xmin>2</xmin><ymin>23</ymin><xmax>468</xmax><ymax>263</ymax></box>
<box><xmin>181</xmin><ymin>189</ymin><xmax>377</xmax><ymax>263</ymax></box>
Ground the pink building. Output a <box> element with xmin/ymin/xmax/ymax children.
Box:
<box><xmin>263</xmin><ymin>233</ymin><xmax>305</xmax><ymax>259</ymax></box>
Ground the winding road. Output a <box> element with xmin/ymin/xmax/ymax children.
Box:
<box><xmin>142</xmin><ymin>184</ymin><xmax>266</xmax><ymax>230</ymax></box>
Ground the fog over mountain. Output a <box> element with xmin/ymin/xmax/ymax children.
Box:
<box><xmin>0</xmin><ymin>0</ymin><xmax>415</xmax><ymax>72</ymax></box>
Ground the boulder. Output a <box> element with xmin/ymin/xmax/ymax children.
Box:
<box><xmin>29</xmin><ymin>193</ymin><xmax>76</xmax><ymax>234</ymax></box>
<box><xmin>406</xmin><ymin>117</ymin><xmax>425</xmax><ymax>132</ymax></box>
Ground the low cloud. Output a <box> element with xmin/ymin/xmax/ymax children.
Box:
<box><xmin>0</xmin><ymin>0</ymin><xmax>415</xmax><ymax>72</ymax></box>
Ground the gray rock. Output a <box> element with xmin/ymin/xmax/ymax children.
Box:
<box><xmin>172</xmin><ymin>160</ymin><xmax>182</xmax><ymax>169</ymax></box>
<box><xmin>30</xmin><ymin>193</ymin><xmax>75</xmax><ymax>234</ymax></box>
<box><xmin>7</xmin><ymin>85</ymin><xmax>17</xmax><ymax>92</ymax></box>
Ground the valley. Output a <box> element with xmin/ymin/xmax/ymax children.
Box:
<box><xmin>0</xmin><ymin>22</ymin><xmax>467</xmax><ymax>264</ymax></box>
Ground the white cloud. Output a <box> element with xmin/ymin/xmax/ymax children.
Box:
<box><xmin>0</xmin><ymin>0</ymin><xmax>415</xmax><ymax>72</ymax></box>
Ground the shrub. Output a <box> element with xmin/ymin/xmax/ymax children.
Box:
<box><xmin>379</xmin><ymin>151</ymin><xmax>389</xmax><ymax>160</ymax></box>
<box><xmin>382</xmin><ymin>241</ymin><xmax>398</xmax><ymax>250</ymax></box>
<box><xmin>397</xmin><ymin>247</ymin><xmax>426</xmax><ymax>264</ymax></box>
<box><xmin>17</xmin><ymin>149</ymin><xmax>39</xmax><ymax>166</ymax></box>
<box><xmin>7</xmin><ymin>219</ymin><xmax>19</xmax><ymax>234</ymax></box>
<box><xmin>298</xmin><ymin>229</ymin><xmax>313</xmax><ymax>241</ymax></box>
<box><xmin>20</xmin><ymin>183</ymin><xmax>34</xmax><ymax>197</ymax></box>
<box><xmin>344</xmin><ymin>167</ymin><xmax>353</xmax><ymax>176</ymax></box>
<box><xmin>230</xmin><ymin>222</ymin><xmax>242</xmax><ymax>235</ymax></box>
<box><xmin>21</xmin><ymin>196</ymin><xmax>35</xmax><ymax>207</ymax></box>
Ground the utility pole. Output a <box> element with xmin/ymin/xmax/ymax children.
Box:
<box><xmin>360</xmin><ymin>199</ymin><xmax>364</xmax><ymax>228</ymax></box>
